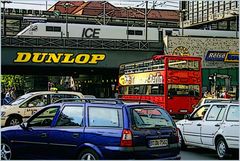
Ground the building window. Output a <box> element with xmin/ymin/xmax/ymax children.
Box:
<box><xmin>209</xmin><ymin>1</ymin><xmax>212</xmax><ymax>8</ymax></box>
<box><xmin>214</xmin><ymin>6</ymin><xmax>218</xmax><ymax>14</ymax></box>
<box><xmin>225</xmin><ymin>2</ymin><xmax>230</xmax><ymax>10</ymax></box>
<box><xmin>231</xmin><ymin>1</ymin><xmax>237</xmax><ymax>9</ymax></box>
<box><xmin>193</xmin><ymin>12</ymin><xmax>198</xmax><ymax>23</ymax></box>
<box><xmin>203</xmin><ymin>9</ymin><xmax>208</xmax><ymax>21</ymax></box>
<box><xmin>220</xmin><ymin>4</ymin><xmax>224</xmax><ymax>12</ymax></box>
<box><xmin>198</xmin><ymin>11</ymin><xmax>203</xmax><ymax>22</ymax></box>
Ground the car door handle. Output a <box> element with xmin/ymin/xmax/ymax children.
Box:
<box><xmin>197</xmin><ymin>123</ymin><xmax>201</xmax><ymax>126</ymax></box>
<box><xmin>40</xmin><ymin>133</ymin><xmax>47</xmax><ymax>138</ymax></box>
<box><xmin>215</xmin><ymin>124</ymin><xmax>220</xmax><ymax>127</ymax></box>
<box><xmin>72</xmin><ymin>133</ymin><xmax>80</xmax><ymax>138</ymax></box>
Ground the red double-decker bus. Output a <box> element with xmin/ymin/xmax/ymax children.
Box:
<box><xmin>118</xmin><ymin>55</ymin><xmax>202</xmax><ymax>117</ymax></box>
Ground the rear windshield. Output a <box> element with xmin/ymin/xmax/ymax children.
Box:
<box><xmin>131</xmin><ymin>106</ymin><xmax>174</xmax><ymax>128</ymax></box>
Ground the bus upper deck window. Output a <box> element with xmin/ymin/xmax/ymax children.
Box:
<box><xmin>188</xmin><ymin>60</ymin><xmax>199</xmax><ymax>70</ymax></box>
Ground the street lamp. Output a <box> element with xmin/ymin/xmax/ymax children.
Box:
<box><xmin>61</xmin><ymin>2</ymin><xmax>74</xmax><ymax>38</ymax></box>
<box><xmin>1</xmin><ymin>0</ymin><xmax>12</xmax><ymax>37</ymax></box>
<box><xmin>126</xmin><ymin>6</ymin><xmax>130</xmax><ymax>40</ymax></box>
<box><xmin>230</xmin><ymin>10</ymin><xmax>239</xmax><ymax>38</ymax></box>
<box><xmin>180</xmin><ymin>9</ymin><xmax>186</xmax><ymax>36</ymax></box>
<box><xmin>102</xmin><ymin>1</ymin><xmax>107</xmax><ymax>25</ymax></box>
<box><xmin>145</xmin><ymin>1</ymin><xmax>148</xmax><ymax>41</ymax></box>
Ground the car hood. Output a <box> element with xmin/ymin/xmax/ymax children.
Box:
<box><xmin>1</xmin><ymin>105</ymin><xmax>17</xmax><ymax>111</ymax></box>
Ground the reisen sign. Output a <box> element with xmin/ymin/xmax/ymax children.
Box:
<box><xmin>205</xmin><ymin>51</ymin><xmax>239</xmax><ymax>63</ymax></box>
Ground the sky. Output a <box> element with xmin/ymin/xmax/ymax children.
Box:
<box><xmin>1</xmin><ymin>0</ymin><xmax>179</xmax><ymax>10</ymax></box>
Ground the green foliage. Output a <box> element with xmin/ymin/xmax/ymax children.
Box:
<box><xmin>1</xmin><ymin>75</ymin><xmax>24</xmax><ymax>90</ymax></box>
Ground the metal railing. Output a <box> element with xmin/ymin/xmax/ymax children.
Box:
<box><xmin>1</xmin><ymin>36</ymin><xmax>162</xmax><ymax>51</ymax></box>
<box><xmin>1</xmin><ymin>7</ymin><xmax>179</xmax><ymax>28</ymax></box>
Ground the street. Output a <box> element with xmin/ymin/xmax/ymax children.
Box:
<box><xmin>181</xmin><ymin>146</ymin><xmax>239</xmax><ymax>160</ymax></box>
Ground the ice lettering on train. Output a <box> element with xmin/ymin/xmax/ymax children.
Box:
<box><xmin>82</xmin><ymin>28</ymin><xmax>100</xmax><ymax>38</ymax></box>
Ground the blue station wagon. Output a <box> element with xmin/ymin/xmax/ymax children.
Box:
<box><xmin>1</xmin><ymin>99</ymin><xmax>180</xmax><ymax>160</ymax></box>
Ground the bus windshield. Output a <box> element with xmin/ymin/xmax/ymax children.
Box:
<box><xmin>168</xmin><ymin>84</ymin><xmax>200</xmax><ymax>96</ymax></box>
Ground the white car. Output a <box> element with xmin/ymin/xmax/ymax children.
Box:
<box><xmin>194</xmin><ymin>98</ymin><xmax>231</xmax><ymax>108</ymax></box>
<box><xmin>176</xmin><ymin>102</ymin><xmax>239</xmax><ymax>159</ymax></box>
<box><xmin>1</xmin><ymin>91</ymin><xmax>84</xmax><ymax>127</ymax></box>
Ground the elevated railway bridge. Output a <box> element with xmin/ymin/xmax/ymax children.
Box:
<box><xmin>1</xmin><ymin>36</ymin><xmax>163</xmax><ymax>97</ymax></box>
<box><xmin>1</xmin><ymin>7</ymin><xmax>173</xmax><ymax>97</ymax></box>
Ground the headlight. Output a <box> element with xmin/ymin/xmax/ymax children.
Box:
<box><xmin>1</xmin><ymin>111</ymin><xmax>6</xmax><ymax>117</ymax></box>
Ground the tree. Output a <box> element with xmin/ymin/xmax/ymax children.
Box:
<box><xmin>1</xmin><ymin>75</ymin><xmax>24</xmax><ymax>90</ymax></box>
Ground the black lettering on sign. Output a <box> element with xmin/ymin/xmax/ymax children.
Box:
<box><xmin>93</xmin><ymin>29</ymin><xmax>100</xmax><ymax>38</ymax></box>
<box><xmin>82</xmin><ymin>28</ymin><xmax>100</xmax><ymax>38</ymax></box>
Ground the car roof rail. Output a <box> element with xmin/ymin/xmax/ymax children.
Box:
<box><xmin>53</xmin><ymin>98</ymin><xmax>91</xmax><ymax>103</ymax></box>
<box><xmin>229</xmin><ymin>100</ymin><xmax>239</xmax><ymax>103</ymax></box>
<box><xmin>89</xmin><ymin>98</ymin><xmax>124</xmax><ymax>104</ymax></box>
<box><xmin>119</xmin><ymin>98</ymin><xmax>154</xmax><ymax>104</ymax></box>
<box><xmin>54</xmin><ymin>98</ymin><xmax>124</xmax><ymax>104</ymax></box>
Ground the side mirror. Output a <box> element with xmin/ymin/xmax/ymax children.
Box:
<box><xmin>19</xmin><ymin>122</ymin><xmax>29</xmax><ymax>130</ymax></box>
<box><xmin>184</xmin><ymin>114</ymin><xmax>190</xmax><ymax>119</ymax></box>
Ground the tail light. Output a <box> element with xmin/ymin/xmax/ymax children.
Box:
<box><xmin>174</xmin><ymin>128</ymin><xmax>179</xmax><ymax>143</ymax></box>
<box><xmin>120</xmin><ymin>129</ymin><xmax>133</xmax><ymax>147</ymax></box>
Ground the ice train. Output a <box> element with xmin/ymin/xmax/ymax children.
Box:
<box><xmin>16</xmin><ymin>22</ymin><xmax>238</xmax><ymax>40</ymax></box>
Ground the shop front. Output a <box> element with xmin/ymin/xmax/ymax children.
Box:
<box><xmin>164</xmin><ymin>36</ymin><xmax>239</xmax><ymax>99</ymax></box>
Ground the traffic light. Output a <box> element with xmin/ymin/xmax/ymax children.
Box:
<box><xmin>208</xmin><ymin>75</ymin><xmax>214</xmax><ymax>86</ymax></box>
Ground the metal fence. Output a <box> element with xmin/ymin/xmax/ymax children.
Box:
<box><xmin>1</xmin><ymin>36</ymin><xmax>163</xmax><ymax>51</ymax></box>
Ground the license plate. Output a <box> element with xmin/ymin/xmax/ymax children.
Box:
<box><xmin>149</xmin><ymin>139</ymin><xmax>168</xmax><ymax>148</ymax></box>
<box><xmin>180</xmin><ymin>109</ymin><xmax>187</xmax><ymax>113</ymax></box>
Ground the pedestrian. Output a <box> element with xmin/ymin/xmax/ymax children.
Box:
<box><xmin>223</xmin><ymin>90</ymin><xmax>231</xmax><ymax>99</ymax></box>
<box><xmin>5</xmin><ymin>89</ymin><xmax>11</xmax><ymax>98</ymax></box>
<box><xmin>10</xmin><ymin>87</ymin><xmax>16</xmax><ymax>100</ymax></box>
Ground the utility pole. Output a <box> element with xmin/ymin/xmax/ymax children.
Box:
<box><xmin>103</xmin><ymin>2</ymin><xmax>106</xmax><ymax>25</ymax></box>
<box><xmin>62</xmin><ymin>2</ymin><xmax>74</xmax><ymax>38</ymax></box>
<box><xmin>127</xmin><ymin>7</ymin><xmax>129</xmax><ymax>40</ymax></box>
<box><xmin>1</xmin><ymin>1</ymin><xmax>12</xmax><ymax>37</ymax></box>
<box><xmin>145</xmin><ymin>1</ymin><xmax>148</xmax><ymax>41</ymax></box>
<box><xmin>180</xmin><ymin>9</ymin><xmax>186</xmax><ymax>36</ymax></box>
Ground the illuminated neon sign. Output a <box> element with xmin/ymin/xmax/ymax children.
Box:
<box><xmin>119</xmin><ymin>71</ymin><xmax>163</xmax><ymax>86</ymax></box>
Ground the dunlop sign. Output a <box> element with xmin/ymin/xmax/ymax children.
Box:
<box><xmin>14</xmin><ymin>52</ymin><xmax>106</xmax><ymax>64</ymax></box>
